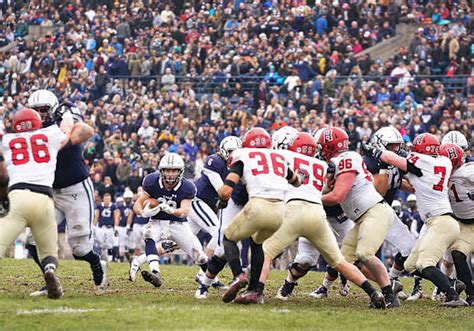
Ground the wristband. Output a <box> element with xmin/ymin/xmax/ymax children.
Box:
<box><xmin>224</xmin><ymin>179</ymin><xmax>237</xmax><ymax>188</ymax></box>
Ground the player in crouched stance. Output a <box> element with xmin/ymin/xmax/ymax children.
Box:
<box><xmin>133</xmin><ymin>153</ymin><xmax>207</xmax><ymax>287</ymax></box>
<box><xmin>367</xmin><ymin>133</ymin><xmax>468</xmax><ymax>307</ymax></box>
<box><xmin>317</xmin><ymin>128</ymin><xmax>399</xmax><ymax>307</ymax></box>
<box><xmin>0</xmin><ymin>108</ymin><xmax>73</xmax><ymax>299</ymax></box>
<box><xmin>440</xmin><ymin>143</ymin><xmax>474</xmax><ymax>306</ymax></box>
<box><xmin>256</xmin><ymin>132</ymin><xmax>385</xmax><ymax>308</ymax></box>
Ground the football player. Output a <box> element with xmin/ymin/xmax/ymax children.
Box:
<box><xmin>257</xmin><ymin>132</ymin><xmax>386</xmax><ymax>308</ymax></box>
<box><xmin>94</xmin><ymin>193</ymin><xmax>119</xmax><ymax>262</ymax></box>
<box><xmin>216</xmin><ymin>127</ymin><xmax>304</xmax><ymax>303</ymax></box>
<box><xmin>0</xmin><ymin>107</ymin><xmax>73</xmax><ymax>299</ymax></box>
<box><xmin>367</xmin><ymin>133</ymin><xmax>468</xmax><ymax>307</ymax></box>
<box><xmin>115</xmin><ymin>195</ymin><xmax>133</xmax><ymax>262</ymax></box>
<box><xmin>362</xmin><ymin>127</ymin><xmax>417</xmax><ymax>300</ymax></box>
<box><xmin>26</xmin><ymin>90</ymin><xmax>107</xmax><ymax>296</ymax></box>
<box><xmin>317</xmin><ymin>128</ymin><xmax>399</xmax><ymax>307</ymax></box>
<box><xmin>133</xmin><ymin>153</ymin><xmax>207</xmax><ymax>288</ymax></box>
<box><xmin>440</xmin><ymin>143</ymin><xmax>474</xmax><ymax>306</ymax></box>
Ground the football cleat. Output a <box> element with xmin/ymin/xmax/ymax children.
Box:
<box><xmin>339</xmin><ymin>282</ymin><xmax>350</xmax><ymax>296</ymax></box>
<box><xmin>466</xmin><ymin>296</ymin><xmax>473</xmax><ymax>306</ymax></box>
<box><xmin>129</xmin><ymin>256</ymin><xmax>140</xmax><ymax>282</ymax></box>
<box><xmin>369</xmin><ymin>291</ymin><xmax>386</xmax><ymax>309</ymax></box>
<box><xmin>211</xmin><ymin>279</ymin><xmax>229</xmax><ymax>290</ymax></box>
<box><xmin>44</xmin><ymin>268</ymin><xmax>63</xmax><ymax>299</ymax></box>
<box><xmin>384</xmin><ymin>292</ymin><xmax>401</xmax><ymax>308</ymax></box>
<box><xmin>141</xmin><ymin>270</ymin><xmax>162</xmax><ymax>288</ymax></box>
<box><xmin>450</xmin><ymin>278</ymin><xmax>466</xmax><ymax>294</ymax></box>
<box><xmin>276</xmin><ymin>280</ymin><xmax>297</xmax><ymax>301</ymax></box>
<box><xmin>29</xmin><ymin>285</ymin><xmax>47</xmax><ymax>297</ymax></box>
<box><xmin>441</xmin><ymin>297</ymin><xmax>469</xmax><ymax>308</ymax></box>
<box><xmin>397</xmin><ymin>291</ymin><xmax>408</xmax><ymax>301</ymax></box>
<box><xmin>431</xmin><ymin>287</ymin><xmax>443</xmax><ymax>301</ymax></box>
<box><xmin>194</xmin><ymin>284</ymin><xmax>209</xmax><ymax>300</ymax></box>
<box><xmin>406</xmin><ymin>288</ymin><xmax>423</xmax><ymax>301</ymax></box>
<box><xmin>222</xmin><ymin>273</ymin><xmax>249</xmax><ymax>303</ymax></box>
<box><xmin>390</xmin><ymin>278</ymin><xmax>403</xmax><ymax>294</ymax></box>
<box><xmin>91</xmin><ymin>260</ymin><xmax>105</xmax><ymax>286</ymax></box>
<box><xmin>233</xmin><ymin>290</ymin><xmax>264</xmax><ymax>304</ymax></box>
<box><xmin>309</xmin><ymin>285</ymin><xmax>328</xmax><ymax>299</ymax></box>
<box><xmin>160</xmin><ymin>240</ymin><xmax>179</xmax><ymax>254</ymax></box>
<box><xmin>94</xmin><ymin>261</ymin><xmax>108</xmax><ymax>295</ymax></box>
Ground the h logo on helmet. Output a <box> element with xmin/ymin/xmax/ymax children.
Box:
<box><xmin>324</xmin><ymin>130</ymin><xmax>333</xmax><ymax>142</ymax></box>
<box><xmin>446</xmin><ymin>147</ymin><xmax>457</xmax><ymax>160</ymax></box>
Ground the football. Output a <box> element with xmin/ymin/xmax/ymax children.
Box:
<box><xmin>143</xmin><ymin>198</ymin><xmax>159</xmax><ymax>208</ymax></box>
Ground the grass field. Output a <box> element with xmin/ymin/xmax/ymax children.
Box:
<box><xmin>0</xmin><ymin>259</ymin><xmax>472</xmax><ymax>330</ymax></box>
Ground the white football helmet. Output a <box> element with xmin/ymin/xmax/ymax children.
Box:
<box><xmin>123</xmin><ymin>190</ymin><xmax>134</xmax><ymax>201</ymax></box>
<box><xmin>372</xmin><ymin>126</ymin><xmax>404</xmax><ymax>154</ymax></box>
<box><xmin>441</xmin><ymin>131</ymin><xmax>468</xmax><ymax>152</ymax></box>
<box><xmin>312</xmin><ymin>128</ymin><xmax>326</xmax><ymax>159</ymax></box>
<box><xmin>27</xmin><ymin>89</ymin><xmax>59</xmax><ymax>121</ymax></box>
<box><xmin>272</xmin><ymin>126</ymin><xmax>298</xmax><ymax>150</ymax></box>
<box><xmin>219</xmin><ymin>136</ymin><xmax>242</xmax><ymax>161</ymax></box>
<box><xmin>159</xmin><ymin>153</ymin><xmax>185</xmax><ymax>186</ymax></box>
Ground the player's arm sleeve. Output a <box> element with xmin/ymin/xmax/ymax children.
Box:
<box><xmin>229</xmin><ymin>161</ymin><xmax>244</xmax><ymax>177</ymax></box>
<box><xmin>202</xmin><ymin>167</ymin><xmax>225</xmax><ymax>192</ymax></box>
<box><xmin>406</xmin><ymin>160</ymin><xmax>423</xmax><ymax>177</ymax></box>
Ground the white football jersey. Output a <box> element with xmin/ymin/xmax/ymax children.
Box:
<box><xmin>2</xmin><ymin>125</ymin><xmax>66</xmax><ymax>187</ymax></box>
<box><xmin>282</xmin><ymin>150</ymin><xmax>327</xmax><ymax>204</ymax></box>
<box><xmin>230</xmin><ymin>148</ymin><xmax>290</xmax><ymax>200</ymax></box>
<box><xmin>448</xmin><ymin>162</ymin><xmax>474</xmax><ymax>220</ymax></box>
<box><xmin>406</xmin><ymin>152</ymin><xmax>453</xmax><ymax>221</ymax></box>
<box><xmin>331</xmin><ymin>151</ymin><xmax>383</xmax><ymax>220</ymax></box>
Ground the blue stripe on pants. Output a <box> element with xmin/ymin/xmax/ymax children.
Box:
<box><xmin>192</xmin><ymin>201</ymin><xmax>210</xmax><ymax>227</ymax></box>
<box><xmin>195</xmin><ymin>201</ymin><xmax>215</xmax><ymax>226</ymax></box>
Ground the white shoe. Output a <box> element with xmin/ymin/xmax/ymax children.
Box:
<box><xmin>406</xmin><ymin>289</ymin><xmax>423</xmax><ymax>301</ymax></box>
<box><xmin>195</xmin><ymin>285</ymin><xmax>209</xmax><ymax>299</ymax></box>
<box><xmin>339</xmin><ymin>283</ymin><xmax>350</xmax><ymax>296</ymax></box>
<box><xmin>30</xmin><ymin>285</ymin><xmax>48</xmax><ymax>297</ymax></box>
<box><xmin>431</xmin><ymin>287</ymin><xmax>443</xmax><ymax>301</ymax></box>
<box><xmin>44</xmin><ymin>268</ymin><xmax>63</xmax><ymax>299</ymax></box>
<box><xmin>94</xmin><ymin>261</ymin><xmax>108</xmax><ymax>295</ymax></box>
<box><xmin>397</xmin><ymin>291</ymin><xmax>408</xmax><ymax>300</ymax></box>
<box><xmin>309</xmin><ymin>285</ymin><xmax>328</xmax><ymax>298</ymax></box>
<box><xmin>129</xmin><ymin>256</ymin><xmax>140</xmax><ymax>282</ymax></box>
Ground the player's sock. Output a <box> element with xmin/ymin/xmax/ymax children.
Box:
<box><xmin>381</xmin><ymin>285</ymin><xmax>394</xmax><ymax>296</ymax></box>
<box><xmin>248</xmin><ymin>239</ymin><xmax>264</xmax><ymax>290</ymax></box>
<box><xmin>107</xmin><ymin>249</ymin><xmax>114</xmax><ymax>262</ymax></box>
<box><xmin>74</xmin><ymin>250</ymin><xmax>101</xmax><ymax>266</ymax></box>
<box><xmin>452</xmin><ymin>250</ymin><xmax>474</xmax><ymax>296</ymax></box>
<box><xmin>360</xmin><ymin>280</ymin><xmax>376</xmax><ymax>296</ymax></box>
<box><xmin>201</xmin><ymin>274</ymin><xmax>214</xmax><ymax>286</ymax></box>
<box><xmin>136</xmin><ymin>253</ymin><xmax>147</xmax><ymax>266</ymax></box>
<box><xmin>25</xmin><ymin>244</ymin><xmax>43</xmax><ymax>272</ymax></box>
<box><xmin>207</xmin><ymin>255</ymin><xmax>227</xmax><ymax>276</ymax></box>
<box><xmin>145</xmin><ymin>239</ymin><xmax>160</xmax><ymax>272</ymax></box>
<box><xmin>326</xmin><ymin>266</ymin><xmax>339</xmax><ymax>280</ymax></box>
<box><xmin>322</xmin><ymin>277</ymin><xmax>333</xmax><ymax>289</ymax></box>
<box><xmin>340</xmin><ymin>275</ymin><xmax>347</xmax><ymax>286</ymax></box>
<box><xmin>413</xmin><ymin>275</ymin><xmax>422</xmax><ymax>290</ymax></box>
<box><xmin>255</xmin><ymin>281</ymin><xmax>265</xmax><ymax>295</ymax></box>
<box><xmin>421</xmin><ymin>266</ymin><xmax>457</xmax><ymax>298</ymax></box>
<box><xmin>223</xmin><ymin>236</ymin><xmax>243</xmax><ymax>278</ymax></box>
<box><xmin>41</xmin><ymin>256</ymin><xmax>58</xmax><ymax>272</ymax></box>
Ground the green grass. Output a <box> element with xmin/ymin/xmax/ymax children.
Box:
<box><xmin>0</xmin><ymin>259</ymin><xmax>472</xmax><ymax>330</ymax></box>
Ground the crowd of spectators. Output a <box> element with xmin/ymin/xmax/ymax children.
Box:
<box><xmin>0</xmin><ymin>0</ymin><xmax>472</xmax><ymax>200</ymax></box>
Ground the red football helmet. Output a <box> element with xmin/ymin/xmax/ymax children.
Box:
<box><xmin>412</xmin><ymin>133</ymin><xmax>440</xmax><ymax>156</ymax></box>
<box><xmin>289</xmin><ymin>132</ymin><xmax>317</xmax><ymax>157</ymax></box>
<box><xmin>317</xmin><ymin>127</ymin><xmax>349</xmax><ymax>160</ymax></box>
<box><xmin>13</xmin><ymin>108</ymin><xmax>43</xmax><ymax>133</ymax></box>
<box><xmin>242</xmin><ymin>128</ymin><xmax>271</xmax><ymax>148</ymax></box>
<box><xmin>439</xmin><ymin>143</ymin><xmax>465</xmax><ymax>168</ymax></box>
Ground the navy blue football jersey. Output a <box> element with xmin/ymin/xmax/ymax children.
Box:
<box><xmin>45</xmin><ymin>117</ymin><xmax>89</xmax><ymax>189</ymax></box>
<box><xmin>142</xmin><ymin>172</ymin><xmax>196</xmax><ymax>222</ymax></box>
<box><xmin>96</xmin><ymin>203</ymin><xmax>116</xmax><ymax>227</ymax></box>
<box><xmin>231</xmin><ymin>183</ymin><xmax>249</xmax><ymax>206</ymax></box>
<box><xmin>117</xmin><ymin>202</ymin><xmax>133</xmax><ymax>227</ymax></box>
<box><xmin>363</xmin><ymin>154</ymin><xmax>403</xmax><ymax>204</ymax></box>
<box><xmin>195</xmin><ymin>154</ymin><xmax>228</xmax><ymax>207</ymax></box>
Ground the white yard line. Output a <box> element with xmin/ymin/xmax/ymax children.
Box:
<box><xmin>17</xmin><ymin>307</ymin><xmax>104</xmax><ymax>315</ymax></box>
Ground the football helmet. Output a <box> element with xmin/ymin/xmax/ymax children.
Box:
<box><xmin>27</xmin><ymin>89</ymin><xmax>59</xmax><ymax>121</ymax></box>
<box><xmin>289</xmin><ymin>132</ymin><xmax>317</xmax><ymax>157</ymax></box>
<box><xmin>373</xmin><ymin>126</ymin><xmax>404</xmax><ymax>154</ymax></box>
<box><xmin>242</xmin><ymin>128</ymin><xmax>271</xmax><ymax>148</ymax></box>
<box><xmin>219</xmin><ymin>136</ymin><xmax>242</xmax><ymax>161</ymax></box>
<box><xmin>412</xmin><ymin>133</ymin><xmax>440</xmax><ymax>156</ymax></box>
<box><xmin>272</xmin><ymin>126</ymin><xmax>298</xmax><ymax>150</ymax></box>
<box><xmin>391</xmin><ymin>200</ymin><xmax>402</xmax><ymax>215</ymax></box>
<box><xmin>13</xmin><ymin>108</ymin><xmax>43</xmax><ymax>133</ymax></box>
<box><xmin>439</xmin><ymin>143</ymin><xmax>465</xmax><ymax>168</ymax></box>
<box><xmin>159</xmin><ymin>153</ymin><xmax>184</xmax><ymax>186</ymax></box>
<box><xmin>441</xmin><ymin>131</ymin><xmax>468</xmax><ymax>152</ymax></box>
<box><xmin>317</xmin><ymin>127</ymin><xmax>349</xmax><ymax>161</ymax></box>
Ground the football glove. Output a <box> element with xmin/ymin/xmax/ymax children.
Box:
<box><xmin>158</xmin><ymin>203</ymin><xmax>175</xmax><ymax>215</ymax></box>
<box><xmin>0</xmin><ymin>197</ymin><xmax>9</xmax><ymax>217</ymax></box>
<box><xmin>160</xmin><ymin>240</ymin><xmax>179</xmax><ymax>254</ymax></box>
<box><xmin>296</xmin><ymin>168</ymin><xmax>309</xmax><ymax>186</ymax></box>
<box><xmin>216</xmin><ymin>199</ymin><xmax>228</xmax><ymax>209</ymax></box>
<box><xmin>327</xmin><ymin>161</ymin><xmax>336</xmax><ymax>174</ymax></box>
<box><xmin>114</xmin><ymin>227</ymin><xmax>119</xmax><ymax>237</ymax></box>
<box><xmin>361</xmin><ymin>143</ymin><xmax>383</xmax><ymax>160</ymax></box>
<box><xmin>141</xmin><ymin>203</ymin><xmax>161</xmax><ymax>218</ymax></box>
<box><xmin>126</xmin><ymin>226</ymin><xmax>133</xmax><ymax>236</ymax></box>
<box><xmin>467</xmin><ymin>191</ymin><xmax>474</xmax><ymax>201</ymax></box>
